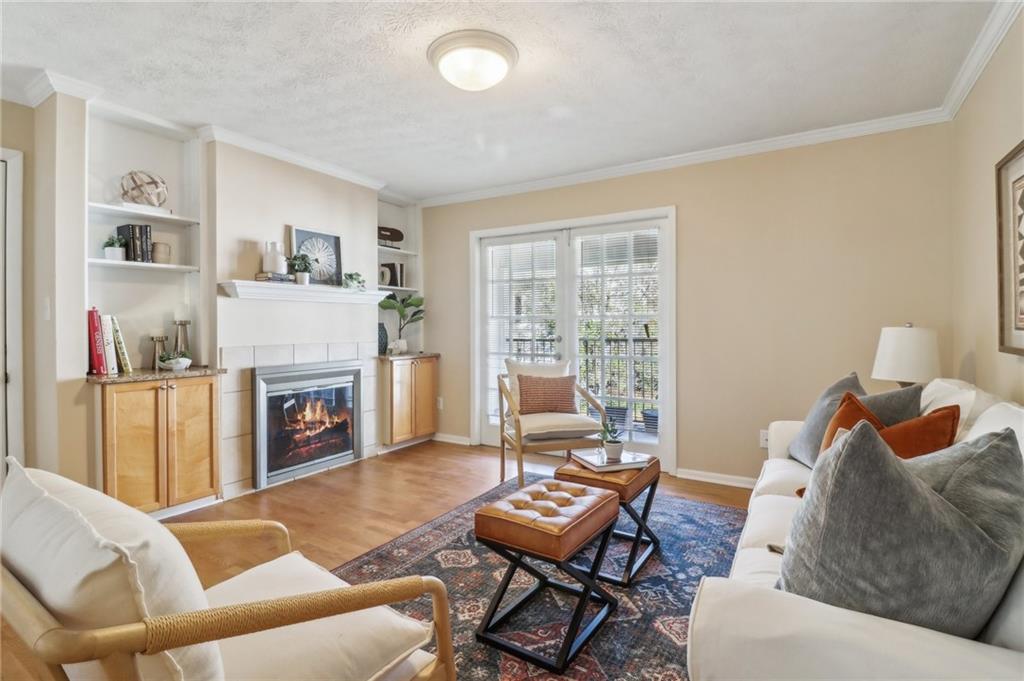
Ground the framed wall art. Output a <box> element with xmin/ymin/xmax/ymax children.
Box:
<box><xmin>996</xmin><ymin>139</ymin><xmax>1024</xmax><ymax>355</ymax></box>
<box><xmin>288</xmin><ymin>225</ymin><xmax>342</xmax><ymax>286</ymax></box>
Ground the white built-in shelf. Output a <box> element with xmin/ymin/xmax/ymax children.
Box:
<box><xmin>378</xmin><ymin>245</ymin><xmax>418</xmax><ymax>257</ymax></box>
<box><xmin>380</xmin><ymin>285</ymin><xmax>418</xmax><ymax>293</ymax></box>
<box><xmin>88</xmin><ymin>202</ymin><xmax>199</xmax><ymax>227</ymax></box>
<box><xmin>219</xmin><ymin>280</ymin><xmax>390</xmax><ymax>305</ymax></box>
<box><xmin>88</xmin><ymin>258</ymin><xmax>199</xmax><ymax>273</ymax></box>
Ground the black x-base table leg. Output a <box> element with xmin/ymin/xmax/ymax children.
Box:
<box><xmin>599</xmin><ymin>478</ymin><xmax>662</xmax><ymax>586</ymax></box>
<box><xmin>475</xmin><ymin>520</ymin><xmax>619</xmax><ymax>674</ymax></box>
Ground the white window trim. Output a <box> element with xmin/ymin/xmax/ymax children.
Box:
<box><xmin>468</xmin><ymin>206</ymin><xmax>676</xmax><ymax>472</ymax></box>
<box><xmin>1</xmin><ymin>148</ymin><xmax>25</xmax><ymax>468</ymax></box>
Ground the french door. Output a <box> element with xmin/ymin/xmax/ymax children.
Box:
<box><xmin>477</xmin><ymin>214</ymin><xmax>674</xmax><ymax>469</ymax></box>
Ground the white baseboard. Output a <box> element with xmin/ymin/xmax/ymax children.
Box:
<box><xmin>149</xmin><ymin>495</ymin><xmax>221</xmax><ymax>520</ymax></box>
<box><xmin>675</xmin><ymin>468</ymin><xmax>757</xmax><ymax>489</ymax></box>
<box><xmin>433</xmin><ymin>432</ymin><xmax>473</xmax><ymax>446</ymax></box>
<box><xmin>378</xmin><ymin>435</ymin><xmax>433</xmax><ymax>454</ymax></box>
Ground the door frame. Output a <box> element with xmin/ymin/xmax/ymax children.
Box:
<box><xmin>1</xmin><ymin>148</ymin><xmax>24</xmax><ymax>466</ymax></box>
<box><xmin>467</xmin><ymin>206</ymin><xmax>676</xmax><ymax>471</ymax></box>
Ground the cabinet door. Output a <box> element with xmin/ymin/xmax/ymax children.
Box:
<box><xmin>103</xmin><ymin>381</ymin><xmax>167</xmax><ymax>511</ymax></box>
<box><xmin>391</xmin><ymin>360</ymin><xmax>415</xmax><ymax>443</ymax></box>
<box><xmin>167</xmin><ymin>376</ymin><xmax>220</xmax><ymax>505</ymax></box>
<box><xmin>413</xmin><ymin>357</ymin><xmax>438</xmax><ymax>437</ymax></box>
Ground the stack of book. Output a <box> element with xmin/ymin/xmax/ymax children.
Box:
<box><xmin>255</xmin><ymin>272</ymin><xmax>295</xmax><ymax>282</ymax></box>
<box><xmin>116</xmin><ymin>224</ymin><xmax>153</xmax><ymax>262</ymax></box>
<box><xmin>87</xmin><ymin>307</ymin><xmax>132</xmax><ymax>375</ymax></box>
<box><xmin>570</xmin><ymin>449</ymin><xmax>653</xmax><ymax>473</ymax></box>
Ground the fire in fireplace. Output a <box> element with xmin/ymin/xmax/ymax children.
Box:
<box><xmin>253</xmin><ymin>361</ymin><xmax>362</xmax><ymax>488</ymax></box>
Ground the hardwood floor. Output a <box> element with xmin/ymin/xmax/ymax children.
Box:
<box><xmin>2</xmin><ymin>440</ymin><xmax>750</xmax><ymax>679</ymax></box>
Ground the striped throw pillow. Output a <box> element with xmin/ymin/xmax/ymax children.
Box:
<box><xmin>518</xmin><ymin>374</ymin><xmax>578</xmax><ymax>415</ymax></box>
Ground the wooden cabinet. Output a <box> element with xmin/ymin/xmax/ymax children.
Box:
<box><xmin>380</xmin><ymin>354</ymin><xmax>439</xmax><ymax>446</ymax></box>
<box><xmin>102</xmin><ymin>375</ymin><xmax>219</xmax><ymax>512</ymax></box>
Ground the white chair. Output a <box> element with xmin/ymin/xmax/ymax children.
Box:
<box><xmin>1</xmin><ymin>459</ymin><xmax>455</xmax><ymax>681</ymax></box>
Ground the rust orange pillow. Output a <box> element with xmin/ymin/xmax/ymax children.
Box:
<box><xmin>820</xmin><ymin>392</ymin><xmax>960</xmax><ymax>459</ymax></box>
<box><xmin>517</xmin><ymin>374</ymin><xmax>578</xmax><ymax>415</ymax></box>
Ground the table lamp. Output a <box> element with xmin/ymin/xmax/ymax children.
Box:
<box><xmin>871</xmin><ymin>322</ymin><xmax>940</xmax><ymax>387</ymax></box>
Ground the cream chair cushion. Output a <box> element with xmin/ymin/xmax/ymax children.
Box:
<box><xmin>0</xmin><ymin>458</ymin><xmax>223</xmax><ymax>681</ymax></box>
<box><xmin>512</xmin><ymin>413</ymin><xmax>602</xmax><ymax>441</ymax></box>
<box><xmin>205</xmin><ymin>551</ymin><xmax>433</xmax><ymax>681</ymax></box>
<box><xmin>504</xmin><ymin>358</ymin><xmax>570</xmax><ymax>403</ymax></box>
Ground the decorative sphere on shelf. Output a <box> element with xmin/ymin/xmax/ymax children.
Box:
<box><xmin>120</xmin><ymin>170</ymin><xmax>168</xmax><ymax>207</ymax></box>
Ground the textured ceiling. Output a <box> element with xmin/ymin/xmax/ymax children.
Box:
<box><xmin>1</xmin><ymin>2</ymin><xmax>993</xmax><ymax>201</ymax></box>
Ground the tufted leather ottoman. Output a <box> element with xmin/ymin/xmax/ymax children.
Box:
<box><xmin>555</xmin><ymin>457</ymin><xmax>662</xmax><ymax>585</ymax></box>
<box><xmin>473</xmin><ymin>479</ymin><xmax>619</xmax><ymax>673</ymax></box>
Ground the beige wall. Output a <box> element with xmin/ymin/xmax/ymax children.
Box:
<box><xmin>1</xmin><ymin>100</ymin><xmax>37</xmax><ymax>462</ymax></box>
<box><xmin>950</xmin><ymin>15</ymin><xmax>1024</xmax><ymax>402</ymax></box>
<box><xmin>423</xmin><ymin>124</ymin><xmax>955</xmax><ymax>479</ymax></box>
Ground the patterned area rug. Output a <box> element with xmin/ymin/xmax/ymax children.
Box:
<box><xmin>333</xmin><ymin>474</ymin><xmax>746</xmax><ymax>680</ymax></box>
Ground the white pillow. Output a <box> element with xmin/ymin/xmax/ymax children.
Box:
<box><xmin>920</xmin><ymin>378</ymin><xmax>999</xmax><ymax>441</ymax></box>
<box><xmin>504</xmin><ymin>358</ymin><xmax>570</xmax><ymax>404</ymax></box>
<box><xmin>965</xmin><ymin>402</ymin><xmax>1024</xmax><ymax>450</ymax></box>
<box><xmin>1</xmin><ymin>458</ymin><xmax>224</xmax><ymax>681</ymax></box>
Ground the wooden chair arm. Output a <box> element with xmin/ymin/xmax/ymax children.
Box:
<box><xmin>28</xmin><ymin>573</ymin><xmax>454</xmax><ymax>679</ymax></box>
<box><xmin>576</xmin><ymin>384</ymin><xmax>607</xmax><ymax>423</ymax></box>
<box><xmin>165</xmin><ymin>520</ymin><xmax>292</xmax><ymax>558</ymax></box>
<box><xmin>497</xmin><ymin>374</ymin><xmax>520</xmax><ymax>417</ymax></box>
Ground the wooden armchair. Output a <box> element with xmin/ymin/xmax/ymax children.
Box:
<box><xmin>499</xmin><ymin>373</ymin><xmax>607</xmax><ymax>487</ymax></box>
<box><xmin>3</xmin><ymin>518</ymin><xmax>455</xmax><ymax>681</ymax></box>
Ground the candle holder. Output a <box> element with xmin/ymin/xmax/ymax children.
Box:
<box><xmin>173</xmin><ymin>320</ymin><xmax>191</xmax><ymax>358</ymax></box>
<box><xmin>151</xmin><ymin>336</ymin><xmax>168</xmax><ymax>371</ymax></box>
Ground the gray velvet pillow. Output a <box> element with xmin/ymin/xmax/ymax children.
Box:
<box><xmin>779</xmin><ymin>423</ymin><xmax>1024</xmax><ymax>639</ymax></box>
<box><xmin>787</xmin><ymin>373</ymin><xmax>922</xmax><ymax>468</ymax></box>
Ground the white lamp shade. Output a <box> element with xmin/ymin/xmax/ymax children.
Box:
<box><xmin>871</xmin><ymin>326</ymin><xmax>940</xmax><ymax>384</ymax></box>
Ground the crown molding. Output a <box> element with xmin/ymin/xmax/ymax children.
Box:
<box><xmin>942</xmin><ymin>1</ymin><xmax>1022</xmax><ymax>118</ymax></box>
<box><xmin>14</xmin><ymin>69</ymin><xmax>104</xmax><ymax>108</ymax></box>
<box><xmin>419</xmin><ymin>106</ymin><xmax>949</xmax><ymax>207</ymax></box>
<box><xmin>197</xmin><ymin>124</ymin><xmax>387</xmax><ymax>191</ymax></box>
<box><xmin>378</xmin><ymin>188</ymin><xmax>416</xmax><ymax>206</ymax></box>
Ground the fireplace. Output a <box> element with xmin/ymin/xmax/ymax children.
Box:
<box><xmin>253</xmin><ymin>361</ymin><xmax>362</xmax><ymax>488</ymax></box>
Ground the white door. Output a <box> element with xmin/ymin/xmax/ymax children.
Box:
<box><xmin>477</xmin><ymin>214</ymin><xmax>675</xmax><ymax>470</ymax></box>
<box><xmin>0</xmin><ymin>158</ymin><xmax>6</xmax><ymax>463</ymax></box>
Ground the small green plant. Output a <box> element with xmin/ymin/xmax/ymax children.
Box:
<box><xmin>378</xmin><ymin>293</ymin><xmax>424</xmax><ymax>339</ymax></box>
<box><xmin>287</xmin><ymin>253</ymin><xmax>316</xmax><ymax>274</ymax></box>
<box><xmin>342</xmin><ymin>272</ymin><xmax>366</xmax><ymax>290</ymax></box>
<box><xmin>601</xmin><ymin>417</ymin><xmax>623</xmax><ymax>443</ymax></box>
<box><xmin>104</xmin><ymin>234</ymin><xmax>127</xmax><ymax>248</ymax></box>
<box><xmin>159</xmin><ymin>349</ymin><xmax>191</xmax><ymax>362</ymax></box>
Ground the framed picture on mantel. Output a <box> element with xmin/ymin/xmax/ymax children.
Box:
<box><xmin>997</xmin><ymin>139</ymin><xmax>1024</xmax><ymax>355</ymax></box>
<box><xmin>289</xmin><ymin>225</ymin><xmax>342</xmax><ymax>286</ymax></box>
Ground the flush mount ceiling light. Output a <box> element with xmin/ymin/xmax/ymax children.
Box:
<box><xmin>427</xmin><ymin>29</ymin><xmax>518</xmax><ymax>92</ymax></box>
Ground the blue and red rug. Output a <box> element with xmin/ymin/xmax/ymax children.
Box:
<box><xmin>334</xmin><ymin>474</ymin><xmax>746</xmax><ymax>680</ymax></box>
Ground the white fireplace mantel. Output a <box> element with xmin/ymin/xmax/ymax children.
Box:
<box><xmin>219</xmin><ymin>280</ymin><xmax>390</xmax><ymax>304</ymax></box>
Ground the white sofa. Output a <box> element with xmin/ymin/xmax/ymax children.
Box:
<box><xmin>688</xmin><ymin>380</ymin><xmax>1024</xmax><ymax>680</ymax></box>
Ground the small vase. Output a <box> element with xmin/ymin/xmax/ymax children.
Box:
<box><xmin>295</xmin><ymin>272</ymin><xmax>310</xmax><ymax>285</ymax></box>
<box><xmin>105</xmin><ymin>246</ymin><xmax>126</xmax><ymax>261</ymax></box>
<box><xmin>378</xmin><ymin>323</ymin><xmax>389</xmax><ymax>356</ymax></box>
<box><xmin>603</xmin><ymin>441</ymin><xmax>624</xmax><ymax>461</ymax></box>
<box><xmin>151</xmin><ymin>242</ymin><xmax>171</xmax><ymax>264</ymax></box>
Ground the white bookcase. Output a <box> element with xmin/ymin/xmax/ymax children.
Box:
<box><xmin>377</xmin><ymin>200</ymin><xmax>423</xmax><ymax>351</ymax></box>
<box><xmin>85</xmin><ymin>102</ymin><xmax>210</xmax><ymax>370</ymax></box>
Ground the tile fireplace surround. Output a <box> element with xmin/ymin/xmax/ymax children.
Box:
<box><xmin>219</xmin><ymin>341</ymin><xmax>379</xmax><ymax>498</ymax></box>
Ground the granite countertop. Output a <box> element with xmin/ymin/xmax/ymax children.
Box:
<box><xmin>378</xmin><ymin>352</ymin><xmax>441</xmax><ymax>361</ymax></box>
<box><xmin>87</xmin><ymin>366</ymin><xmax>227</xmax><ymax>384</ymax></box>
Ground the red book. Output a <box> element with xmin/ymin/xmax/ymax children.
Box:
<box><xmin>88</xmin><ymin>307</ymin><xmax>107</xmax><ymax>374</ymax></box>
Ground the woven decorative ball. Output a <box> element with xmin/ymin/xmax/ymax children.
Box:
<box><xmin>120</xmin><ymin>170</ymin><xmax>168</xmax><ymax>207</ymax></box>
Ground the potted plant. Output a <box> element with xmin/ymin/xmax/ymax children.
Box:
<box><xmin>287</xmin><ymin>253</ymin><xmax>316</xmax><ymax>285</ymax></box>
<box><xmin>158</xmin><ymin>349</ymin><xmax>192</xmax><ymax>372</ymax></box>
<box><xmin>378</xmin><ymin>293</ymin><xmax>424</xmax><ymax>354</ymax></box>
<box><xmin>103</xmin><ymin>234</ymin><xmax>127</xmax><ymax>261</ymax></box>
<box><xmin>601</xmin><ymin>417</ymin><xmax>624</xmax><ymax>461</ymax></box>
<box><xmin>342</xmin><ymin>272</ymin><xmax>366</xmax><ymax>290</ymax></box>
